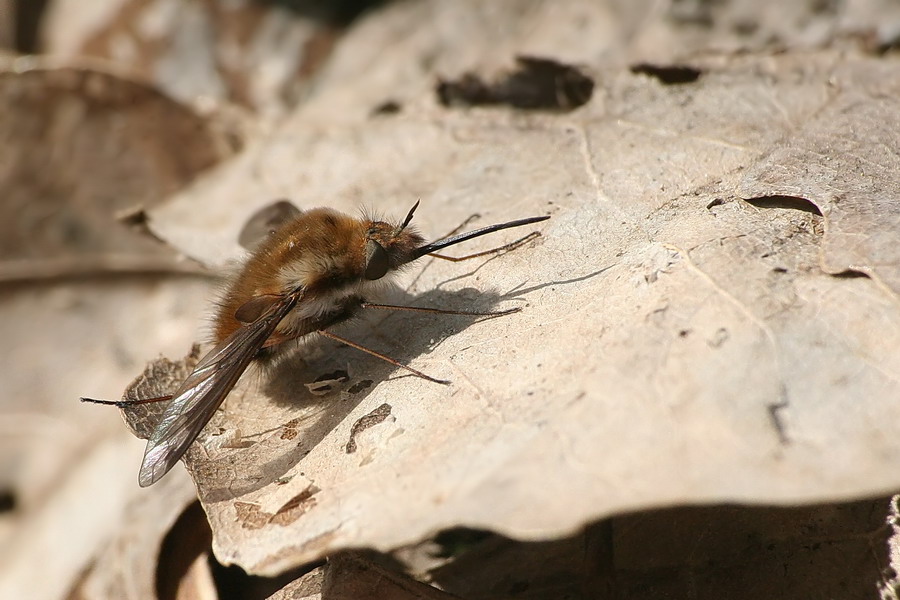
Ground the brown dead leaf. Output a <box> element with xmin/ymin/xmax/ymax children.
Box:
<box><xmin>0</xmin><ymin>60</ymin><xmax>234</xmax><ymax>280</ymax></box>
<box><xmin>0</xmin><ymin>432</ymin><xmax>147</xmax><ymax>600</ymax></box>
<box><xmin>119</xmin><ymin>344</ymin><xmax>203</xmax><ymax>440</ymax></box>
<box><xmin>322</xmin><ymin>554</ymin><xmax>459</xmax><ymax>600</ymax></box>
<box><xmin>133</xmin><ymin>33</ymin><xmax>900</xmax><ymax>580</ymax></box>
<box><xmin>40</xmin><ymin>0</ymin><xmax>346</xmax><ymax>115</ymax></box>
<box><xmin>23</xmin><ymin>0</ymin><xmax>895</xmax><ymax>590</ymax></box>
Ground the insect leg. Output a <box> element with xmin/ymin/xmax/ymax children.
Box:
<box><xmin>438</xmin><ymin>213</ymin><xmax>481</xmax><ymax>239</ymax></box>
<box><xmin>81</xmin><ymin>395</ymin><xmax>173</xmax><ymax>408</ymax></box>
<box><xmin>360</xmin><ymin>301</ymin><xmax>520</xmax><ymax>319</ymax></box>
<box><xmin>318</xmin><ymin>329</ymin><xmax>450</xmax><ymax>385</ymax></box>
<box><xmin>428</xmin><ymin>231</ymin><xmax>541</xmax><ymax>262</ymax></box>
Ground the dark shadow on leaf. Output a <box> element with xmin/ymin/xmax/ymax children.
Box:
<box><xmin>194</xmin><ymin>285</ymin><xmax>526</xmax><ymax>499</ymax></box>
<box><xmin>506</xmin><ymin>265</ymin><xmax>616</xmax><ymax>297</ymax></box>
<box><xmin>259</xmin><ymin>0</ymin><xmax>392</xmax><ymax>26</ymax></box>
<box><xmin>426</xmin><ymin>497</ymin><xmax>894</xmax><ymax>600</ymax></box>
<box><xmin>157</xmin><ymin>500</ymin><xmax>318</xmax><ymax>600</ymax></box>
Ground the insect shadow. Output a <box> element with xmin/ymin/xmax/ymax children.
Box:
<box><xmin>194</xmin><ymin>284</ymin><xmax>519</xmax><ymax>501</ymax></box>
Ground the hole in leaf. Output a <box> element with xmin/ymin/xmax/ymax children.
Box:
<box><xmin>743</xmin><ymin>195</ymin><xmax>823</xmax><ymax>216</ymax></box>
<box><xmin>832</xmin><ymin>269</ymin><xmax>870</xmax><ymax>279</ymax></box>
<box><xmin>371</xmin><ymin>100</ymin><xmax>403</xmax><ymax>116</ymax></box>
<box><xmin>437</xmin><ymin>56</ymin><xmax>594</xmax><ymax>111</ymax></box>
<box><xmin>630</xmin><ymin>63</ymin><xmax>702</xmax><ymax>84</ymax></box>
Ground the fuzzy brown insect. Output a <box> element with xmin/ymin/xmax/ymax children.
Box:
<box><xmin>84</xmin><ymin>202</ymin><xmax>548</xmax><ymax>487</ymax></box>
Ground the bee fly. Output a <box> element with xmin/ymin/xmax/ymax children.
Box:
<box><xmin>84</xmin><ymin>201</ymin><xmax>549</xmax><ymax>487</ymax></box>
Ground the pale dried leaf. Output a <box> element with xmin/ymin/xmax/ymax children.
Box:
<box><xmin>0</xmin><ymin>60</ymin><xmax>227</xmax><ymax>598</ymax></box>
<box><xmin>266</xmin><ymin>566</ymin><xmax>323</xmax><ymax>600</ymax></box>
<box><xmin>739</xmin><ymin>58</ymin><xmax>900</xmax><ymax>294</ymax></box>
<box><xmin>887</xmin><ymin>497</ymin><xmax>900</xmax><ymax>599</ymax></box>
<box><xmin>77</xmin><ymin>0</ymin><xmax>900</xmax><ymax>582</ymax></box>
<box><xmin>138</xmin><ymin>43</ymin><xmax>900</xmax><ymax>580</ymax></box>
<box><xmin>0</xmin><ymin>60</ymin><xmax>224</xmax><ymax>505</ymax></box>
<box><xmin>72</xmin><ymin>468</ymin><xmax>198</xmax><ymax>600</ymax></box>
<box><xmin>0</xmin><ymin>433</ymin><xmax>145</xmax><ymax>600</ymax></box>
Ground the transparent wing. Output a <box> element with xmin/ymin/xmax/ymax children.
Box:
<box><xmin>138</xmin><ymin>289</ymin><xmax>302</xmax><ymax>487</ymax></box>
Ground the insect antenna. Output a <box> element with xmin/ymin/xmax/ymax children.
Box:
<box><xmin>398</xmin><ymin>199</ymin><xmax>420</xmax><ymax>232</ymax></box>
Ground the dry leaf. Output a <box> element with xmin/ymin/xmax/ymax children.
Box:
<box><xmin>0</xmin><ymin>61</ymin><xmax>229</xmax><ymax>598</ymax></box>
<box><xmin>8</xmin><ymin>1</ymin><xmax>900</xmax><ymax>596</ymax></box>
<box><xmin>266</xmin><ymin>566</ymin><xmax>324</xmax><ymax>600</ymax></box>
<box><xmin>739</xmin><ymin>59</ymin><xmax>900</xmax><ymax>293</ymax></box>
<box><xmin>320</xmin><ymin>553</ymin><xmax>458</xmax><ymax>600</ymax></box>
<box><xmin>135</xmin><ymin>17</ymin><xmax>900</xmax><ymax>576</ymax></box>
<box><xmin>0</xmin><ymin>60</ymin><xmax>234</xmax><ymax>280</ymax></box>
<box><xmin>0</xmin><ymin>433</ymin><xmax>146</xmax><ymax>600</ymax></box>
<box><xmin>40</xmin><ymin>0</ymin><xmax>347</xmax><ymax>115</ymax></box>
<box><xmin>70</xmin><ymin>468</ymin><xmax>199</xmax><ymax>600</ymax></box>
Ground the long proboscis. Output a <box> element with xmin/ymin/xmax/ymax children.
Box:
<box><xmin>411</xmin><ymin>215</ymin><xmax>550</xmax><ymax>261</ymax></box>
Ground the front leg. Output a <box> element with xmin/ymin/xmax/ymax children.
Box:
<box><xmin>261</xmin><ymin>295</ymin><xmax>366</xmax><ymax>349</ymax></box>
<box><xmin>360</xmin><ymin>301</ymin><xmax>519</xmax><ymax>319</ymax></box>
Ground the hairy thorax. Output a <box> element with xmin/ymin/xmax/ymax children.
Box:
<box><xmin>213</xmin><ymin>208</ymin><xmax>419</xmax><ymax>344</ymax></box>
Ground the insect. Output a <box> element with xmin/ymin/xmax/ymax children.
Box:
<box><xmin>84</xmin><ymin>201</ymin><xmax>548</xmax><ymax>487</ymax></box>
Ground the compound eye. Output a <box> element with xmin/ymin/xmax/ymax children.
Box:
<box><xmin>364</xmin><ymin>239</ymin><xmax>390</xmax><ymax>280</ymax></box>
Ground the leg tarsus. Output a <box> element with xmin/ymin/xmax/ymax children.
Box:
<box><xmin>81</xmin><ymin>394</ymin><xmax>172</xmax><ymax>408</ymax></box>
<box><xmin>361</xmin><ymin>302</ymin><xmax>520</xmax><ymax>319</ymax></box>
<box><xmin>439</xmin><ymin>214</ymin><xmax>481</xmax><ymax>240</ymax></box>
<box><xmin>429</xmin><ymin>231</ymin><xmax>540</xmax><ymax>262</ymax></box>
<box><xmin>319</xmin><ymin>329</ymin><xmax>450</xmax><ymax>385</ymax></box>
